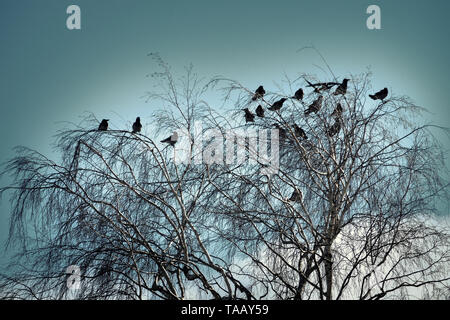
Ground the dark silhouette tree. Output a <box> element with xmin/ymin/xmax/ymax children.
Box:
<box><xmin>0</xmin><ymin>57</ymin><xmax>449</xmax><ymax>300</ymax></box>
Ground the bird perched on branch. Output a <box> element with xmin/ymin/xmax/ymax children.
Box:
<box><xmin>132</xmin><ymin>117</ymin><xmax>142</xmax><ymax>133</ymax></box>
<box><xmin>292</xmin><ymin>88</ymin><xmax>304</xmax><ymax>100</ymax></box>
<box><xmin>243</xmin><ymin>108</ymin><xmax>255</xmax><ymax>123</ymax></box>
<box><xmin>256</xmin><ymin>105</ymin><xmax>264</xmax><ymax>118</ymax></box>
<box><xmin>268</xmin><ymin>98</ymin><xmax>287</xmax><ymax>111</ymax></box>
<box><xmin>289</xmin><ymin>189</ymin><xmax>302</xmax><ymax>203</ymax></box>
<box><xmin>334</xmin><ymin>79</ymin><xmax>349</xmax><ymax>96</ymax></box>
<box><xmin>369</xmin><ymin>88</ymin><xmax>388</xmax><ymax>101</ymax></box>
<box><xmin>252</xmin><ymin>85</ymin><xmax>266</xmax><ymax>101</ymax></box>
<box><xmin>98</xmin><ymin>119</ymin><xmax>109</xmax><ymax>131</ymax></box>
<box><xmin>161</xmin><ymin>131</ymin><xmax>178</xmax><ymax>146</ymax></box>
<box><xmin>327</xmin><ymin>120</ymin><xmax>341</xmax><ymax>137</ymax></box>
<box><xmin>293</xmin><ymin>124</ymin><xmax>308</xmax><ymax>140</ymax></box>
<box><xmin>304</xmin><ymin>96</ymin><xmax>323</xmax><ymax>115</ymax></box>
<box><xmin>330</xmin><ymin>103</ymin><xmax>343</xmax><ymax>117</ymax></box>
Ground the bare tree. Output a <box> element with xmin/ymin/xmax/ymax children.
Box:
<box><xmin>0</xmin><ymin>57</ymin><xmax>449</xmax><ymax>300</ymax></box>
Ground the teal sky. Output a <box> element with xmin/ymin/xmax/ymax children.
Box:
<box><xmin>1</xmin><ymin>0</ymin><xmax>449</xmax><ymax>264</ymax></box>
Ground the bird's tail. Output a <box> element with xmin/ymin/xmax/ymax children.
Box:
<box><xmin>369</xmin><ymin>94</ymin><xmax>377</xmax><ymax>100</ymax></box>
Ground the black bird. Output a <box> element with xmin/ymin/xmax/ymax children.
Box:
<box><xmin>243</xmin><ymin>108</ymin><xmax>255</xmax><ymax>123</ymax></box>
<box><xmin>369</xmin><ymin>88</ymin><xmax>388</xmax><ymax>101</ymax></box>
<box><xmin>334</xmin><ymin>79</ymin><xmax>349</xmax><ymax>96</ymax></box>
<box><xmin>292</xmin><ymin>88</ymin><xmax>304</xmax><ymax>100</ymax></box>
<box><xmin>304</xmin><ymin>96</ymin><xmax>323</xmax><ymax>115</ymax></box>
<box><xmin>289</xmin><ymin>189</ymin><xmax>302</xmax><ymax>203</ymax></box>
<box><xmin>268</xmin><ymin>98</ymin><xmax>287</xmax><ymax>111</ymax></box>
<box><xmin>327</xmin><ymin>120</ymin><xmax>341</xmax><ymax>137</ymax></box>
<box><xmin>293</xmin><ymin>124</ymin><xmax>308</xmax><ymax>140</ymax></box>
<box><xmin>161</xmin><ymin>131</ymin><xmax>178</xmax><ymax>146</ymax></box>
<box><xmin>255</xmin><ymin>105</ymin><xmax>264</xmax><ymax>118</ymax></box>
<box><xmin>252</xmin><ymin>85</ymin><xmax>266</xmax><ymax>101</ymax></box>
<box><xmin>98</xmin><ymin>119</ymin><xmax>109</xmax><ymax>131</ymax></box>
<box><xmin>330</xmin><ymin>103</ymin><xmax>343</xmax><ymax>117</ymax></box>
<box><xmin>132</xmin><ymin>117</ymin><xmax>142</xmax><ymax>133</ymax></box>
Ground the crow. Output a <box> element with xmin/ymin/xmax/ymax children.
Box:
<box><xmin>369</xmin><ymin>88</ymin><xmax>388</xmax><ymax>101</ymax></box>
<box><xmin>327</xmin><ymin>120</ymin><xmax>341</xmax><ymax>137</ymax></box>
<box><xmin>98</xmin><ymin>119</ymin><xmax>109</xmax><ymax>131</ymax></box>
<box><xmin>289</xmin><ymin>189</ymin><xmax>302</xmax><ymax>203</ymax></box>
<box><xmin>292</xmin><ymin>88</ymin><xmax>304</xmax><ymax>100</ymax></box>
<box><xmin>330</xmin><ymin>103</ymin><xmax>343</xmax><ymax>117</ymax></box>
<box><xmin>243</xmin><ymin>108</ymin><xmax>255</xmax><ymax>123</ymax></box>
<box><xmin>132</xmin><ymin>117</ymin><xmax>142</xmax><ymax>133</ymax></box>
<box><xmin>255</xmin><ymin>105</ymin><xmax>264</xmax><ymax>118</ymax></box>
<box><xmin>161</xmin><ymin>131</ymin><xmax>178</xmax><ymax>146</ymax></box>
<box><xmin>293</xmin><ymin>124</ymin><xmax>308</xmax><ymax>140</ymax></box>
<box><xmin>268</xmin><ymin>98</ymin><xmax>287</xmax><ymax>111</ymax></box>
<box><xmin>304</xmin><ymin>96</ymin><xmax>323</xmax><ymax>115</ymax></box>
<box><xmin>252</xmin><ymin>85</ymin><xmax>266</xmax><ymax>101</ymax></box>
<box><xmin>334</xmin><ymin>79</ymin><xmax>349</xmax><ymax>96</ymax></box>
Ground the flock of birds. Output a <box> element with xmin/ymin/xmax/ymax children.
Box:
<box><xmin>93</xmin><ymin>80</ymin><xmax>388</xmax><ymax>204</ymax></box>
<box><xmin>95</xmin><ymin>80</ymin><xmax>387</xmax><ymax>148</ymax></box>
<box><xmin>242</xmin><ymin>79</ymin><xmax>388</xmax><ymax>203</ymax></box>
<box><xmin>242</xmin><ymin>79</ymin><xmax>388</xmax><ymax>140</ymax></box>
<box><xmin>97</xmin><ymin>116</ymin><xmax>178</xmax><ymax>146</ymax></box>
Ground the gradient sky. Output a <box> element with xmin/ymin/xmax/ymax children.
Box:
<box><xmin>1</xmin><ymin>0</ymin><xmax>449</xmax><ymax>265</ymax></box>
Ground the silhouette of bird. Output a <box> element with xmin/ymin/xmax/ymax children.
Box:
<box><xmin>252</xmin><ymin>85</ymin><xmax>266</xmax><ymax>101</ymax></box>
<box><xmin>327</xmin><ymin>120</ymin><xmax>341</xmax><ymax>137</ymax></box>
<box><xmin>292</xmin><ymin>88</ymin><xmax>304</xmax><ymax>100</ymax></box>
<box><xmin>289</xmin><ymin>189</ymin><xmax>302</xmax><ymax>202</ymax></box>
<box><xmin>304</xmin><ymin>96</ymin><xmax>323</xmax><ymax>115</ymax></box>
<box><xmin>369</xmin><ymin>88</ymin><xmax>388</xmax><ymax>101</ymax></box>
<box><xmin>161</xmin><ymin>131</ymin><xmax>178</xmax><ymax>146</ymax></box>
<box><xmin>293</xmin><ymin>124</ymin><xmax>308</xmax><ymax>140</ymax></box>
<box><xmin>334</xmin><ymin>79</ymin><xmax>349</xmax><ymax>96</ymax></box>
<box><xmin>268</xmin><ymin>98</ymin><xmax>287</xmax><ymax>111</ymax></box>
<box><xmin>98</xmin><ymin>119</ymin><xmax>109</xmax><ymax>131</ymax></box>
<box><xmin>132</xmin><ymin>117</ymin><xmax>142</xmax><ymax>133</ymax></box>
<box><xmin>243</xmin><ymin>108</ymin><xmax>255</xmax><ymax>123</ymax></box>
<box><xmin>330</xmin><ymin>103</ymin><xmax>343</xmax><ymax>117</ymax></box>
<box><xmin>256</xmin><ymin>105</ymin><xmax>264</xmax><ymax>118</ymax></box>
